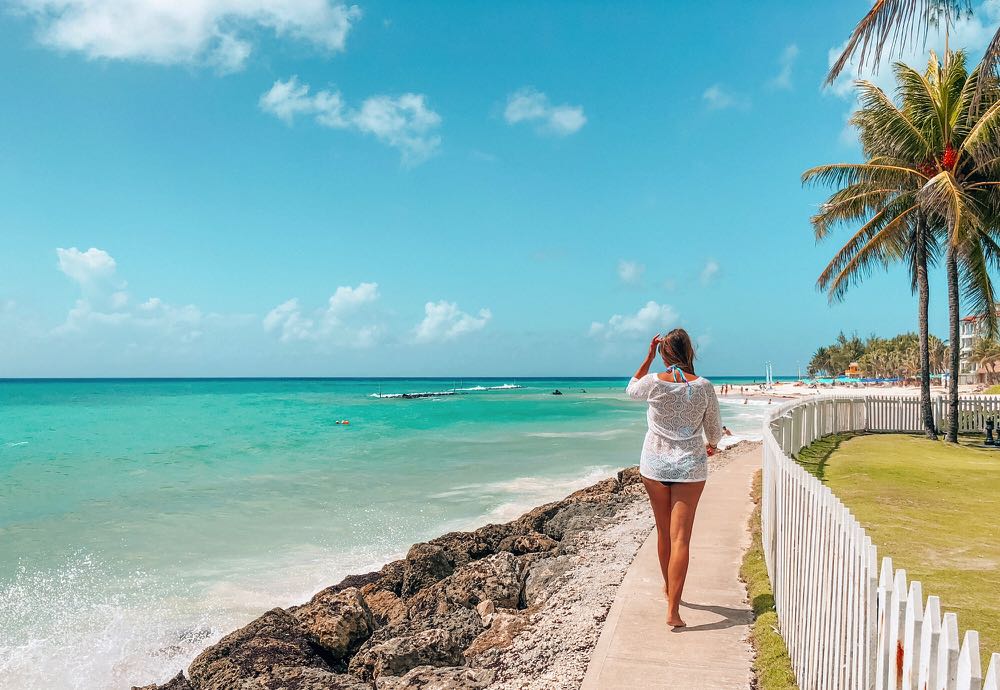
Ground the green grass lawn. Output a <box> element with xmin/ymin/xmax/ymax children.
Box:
<box><xmin>742</xmin><ymin>471</ymin><xmax>798</xmax><ymax>689</ymax></box>
<box><xmin>796</xmin><ymin>433</ymin><xmax>1000</xmax><ymax>655</ymax></box>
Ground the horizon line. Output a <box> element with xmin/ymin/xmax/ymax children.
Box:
<box><xmin>0</xmin><ymin>374</ymin><xmax>796</xmax><ymax>382</ymax></box>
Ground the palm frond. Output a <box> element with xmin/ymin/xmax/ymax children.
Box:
<box><xmin>817</xmin><ymin>205</ymin><xmax>919</xmax><ymax>302</ymax></box>
<box><xmin>961</xmin><ymin>241</ymin><xmax>998</xmax><ymax>338</ymax></box>
<box><xmin>973</xmin><ymin>27</ymin><xmax>1000</xmax><ymax>112</ymax></box>
<box><xmin>917</xmin><ymin>170</ymin><xmax>984</xmax><ymax>244</ymax></box>
<box><xmin>812</xmin><ymin>186</ymin><xmax>902</xmax><ymax>239</ymax></box>
<box><xmin>852</xmin><ymin>80</ymin><xmax>933</xmax><ymax>159</ymax></box>
<box><xmin>802</xmin><ymin>162</ymin><xmax>926</xmax><ymax>189</ymax></box>
<box><xmin>826</xmin><ymin>0</ymin><xmax>929</xmax><ymax>85</ymax></box>
<box><xmin>819</xmin><ymin>201</ymin><xmax>920</xmax><ymax>300</ymax></box>
<box><xmin>959</xmin><ymin>99</ymin><xmax>1000</xmax><ymax>163</ymax></box>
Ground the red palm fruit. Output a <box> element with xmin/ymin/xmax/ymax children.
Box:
<box><xmin>942</xmin><ymin>145</ymin><xmax>957</xmax><ymax>170</ymax></box>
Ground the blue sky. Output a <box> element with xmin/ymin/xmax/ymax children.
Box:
<box><xmin>1</xmin><ymin>1</ymin><xmax>999</xmax><ymax>377</ymax></box>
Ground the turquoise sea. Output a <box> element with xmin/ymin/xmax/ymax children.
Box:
<box><xmin>0</xmin><ymin>377</ymin><xmax>776</xmax><ymax>689</ymax></box>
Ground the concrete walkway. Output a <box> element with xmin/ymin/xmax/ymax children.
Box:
<box><xmin>581</xmin><ymin>447</ymin><xmax>761</xmax><ymax>690</ymax></box>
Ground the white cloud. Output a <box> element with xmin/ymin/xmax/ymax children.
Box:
<box><xmin>56</xmin><ymin>246</ymin><xmax>117</xmax><ymax>287</ymax></box>
<box><xmin>702</xmin><ymin>84</ymin><xmax>749</xmax><ymax>111</ymax></box>
<box><xmin>260</xmin><ymin>77</ymin><xmax>442</xmax><ymax>164</ymax></box>
<box><xmin>328</xmin><ymin>282</ymin><xmax>379</xmax><ymax>316</ymax></box>
<box><xmin>769</xmin><ymin>44</ymin><xmax>800</xmax><ymax>90</ymax></box>
<box><xmin>13</xmin><ymin>0</ymin><xmax>361</xmax><ymax>72</ymax></box>
<box><xmin>413</xmin><ymin>301</ymin><xmax>491</xmax><ymax>344</ymax></box>
<box><xmin>504</xmin><ymin>88</ymin><xmax>586</xmax><ymax>136</ymax></box>
<box><xmin>700</xmin><ymin>259</ymin><xmax>720</xmax><ymax>285</ymax></box>
<box><xmin>263</xmin><ymin>298</ymin><xmax>315</xmax><ymax>343</ymax></box>
<box><xmin>57</xmin><ymin>246</ymin><xmax>128</xmax><ymax>311</ymax></box>
<box><xmin>617</xmin><ymin>259</ymin><xmax>645</xmax><ymax>285</ymax></box>
<box><xmin>589</xmin><ymin>301</ymin><xmax>678</xmax><ymax>339</ymax></box>
<box><xmin>52</xmin><ymin>247</ymin><xmax>205</xmax><ymax>343</ymax></box>
<box><xmin>263</xmin><ymin>282</ymin><xmax>381</xmax><ymax>346</ymax></box>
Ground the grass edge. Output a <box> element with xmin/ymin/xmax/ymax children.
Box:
<box><xmin>740</xmin><ymin>469</ymin><xmax>798</xmax><ymax>689</ymax></box>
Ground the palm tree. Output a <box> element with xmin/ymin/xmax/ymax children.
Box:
<box><xmin>930</xmin><ymin>333</ymin><xmax>948</xmax><ymax>375</ymax></box>
<box><xmin>971</xmin><ymin>335</ymin><xmax>1000</xmax><ymax>382</ymax></box>
<box><xmin>899</xmin><ymin>51</ymin><xmax>1000</xmax><ymax>440</ymax></box>
<box><xmin>803</xmin><ymin>68</ymin><xmax>942</xmax><ymax>438</ymax></box>
<box><xmin>808</xmin><ymin>346</ymin><xmax>834</xmax><ymax>377</ymax></box>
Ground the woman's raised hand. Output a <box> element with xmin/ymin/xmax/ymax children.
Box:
<box><xmin>647</xmin><ymin>333</ymin><xmax>661</xmax><ymax>358</ymax></box>
<box><xmin>633</xmin><ymin>334</ymin><xmax>662</xmax><ymax>379</ymax></box>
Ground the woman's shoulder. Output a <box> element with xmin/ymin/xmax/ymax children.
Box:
<box><xmin>630</xmin><ymin>373</ymin><xmax>657</xmax><ymax>382</ymax></box>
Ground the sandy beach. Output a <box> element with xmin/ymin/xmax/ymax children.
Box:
<box><xmin>716</xmin><ymin>380</ymin><xmax>981</xmax><ymax>406</ymax></box>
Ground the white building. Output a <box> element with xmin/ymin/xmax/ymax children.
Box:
<box><xmin>959</xmin><ymin>307</ymin><xmax>1000</xmax><ymax>384</ymax></box>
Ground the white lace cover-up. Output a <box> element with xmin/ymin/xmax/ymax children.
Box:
<box><xmin>626</xmin><ymin>374</ymin><xmax>723</xmax><ymax>483</ymax></box>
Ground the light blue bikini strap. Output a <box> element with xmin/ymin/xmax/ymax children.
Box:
<box><xmin>665</xmin><ymin>365</ymin><xmax>693</xmax><ymax>398</ymax></box>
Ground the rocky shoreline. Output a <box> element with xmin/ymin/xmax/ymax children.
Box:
<box><xmin>133</xmin><ymin>442</ymin><xmax>758</xmax><ymax>690</ymax></box>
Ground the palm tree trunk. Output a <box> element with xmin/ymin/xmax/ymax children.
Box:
<box><xmin>915</xmin><ymin>218</ymin><xmax>937</xmax><ymax>439</ymax></box>
<box><xmin>947</xmin><ymin>245</ymin><xmax>960</xmax><ymax>443</ymax></box>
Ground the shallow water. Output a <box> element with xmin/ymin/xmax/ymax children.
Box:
<box><xmin>0</xmin><ymin>377</ymin><xmax>771</xmax><ymax>689</ymax></box>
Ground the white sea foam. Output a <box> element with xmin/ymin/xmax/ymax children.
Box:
<box><xmin>433</xmin><ymin>466</ymin><xmax>621</xmax><ymax>528</ymax></box>
<box><xmin>0</xmin><ymin>546</ymin><xmax>404</xmax><ymax>690</ymax></box>
<box><xmin>525</xmin><ymin>429</ymin><xmax>629</xmax><ymax>440</ymax></box>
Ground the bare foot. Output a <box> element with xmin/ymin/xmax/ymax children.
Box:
<box><xmin>663</xmin><ymin>584</ymin><xmax>669</xmax><ymax>601</ymax></box>
<box><xmin>667</xmin><ymin>612</ymin><xmax>686</xmax><ymax>628</ymax></box>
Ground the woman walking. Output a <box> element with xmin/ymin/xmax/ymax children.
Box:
<box><xmin>626</xmin><ymin>328</ymin><xmax>722</xmax><ymax>628</ymax></box>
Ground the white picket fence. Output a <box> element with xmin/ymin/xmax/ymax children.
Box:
<box><xmin>863</xmin><ymin>394</ymin><xmax>1000</xmax><ymax>435</ymax></box>
<box><xmin>761</xmin><ymin>395</ymin><xmax>1000</xmax><ymax>690</ymax></box>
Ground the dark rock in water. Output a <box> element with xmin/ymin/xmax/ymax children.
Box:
<box><xmin>551</xmin><ymin>389</ymin><xmax>562</xmax><ymax>395</ymax></box>
<box><xmin>375</xmin><ymin>665</ymin><xmax>495</xmax><ymax>689</ymax></box>
<box><xmin>401</xmin><ymin>543</ymin><xmax>454</xmax><ymax>596</ymax></box>
<box><xmin>350</xmin><ymin>628</ymin><xmax>464</xmax><ymax>682</ymax></box>
<box><xmin>496</xmin><ymin>531</ymin><xmax>558</xmax><ymax>555</ymax></box>
<box><xmin>290</xmin><ymin>586</ymin><xmax>374</xmax><ymax>663</ymax></box>
<box><xmin>187</xmin><ymin>608</ymin><xmax>335</xmax><ymax>690</ymax></box>
<box><xmin>130</xmin><ymin>671</ymin><xmax>192</xmax><ymax>690</ymax></box>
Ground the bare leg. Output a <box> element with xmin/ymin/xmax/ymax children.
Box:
<box><xmin>666</xmin><ymin>481</ymin><xmax>706</xmax><ymax>627</ymax></box>
<box><xmin>640</xmin><ymin>477</ymin><xmax>672</xmax><ymax>601</ymax></box>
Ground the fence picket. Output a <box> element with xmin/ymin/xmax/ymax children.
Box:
<box><xmin>877</xmin><ymin>558</ymin><xmax>894</xmax><ymax>690</ymax></box>
<box><xmin>958</xmin><ymin>631</ymin><xmax>983</xmax><ymax>690</ymax></box>
<box><xmin>902</xmin><ymin>581</ymin><xmax>923</xmax><ymax>690</ymax></box>
<box><xmin>919</xmin><ymin>597</ymin><xmax>942</xmax><ymax>690</ymax></box>
<box><xmin>983</xmin><ymin>654</ymin><xmax>1000</xmax><ymax>690</ymax></box>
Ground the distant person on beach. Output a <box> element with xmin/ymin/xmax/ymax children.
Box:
<box><xmin>626</xmin><ymin>328</ymin><xmax>723</xmax><ymax>628</ymax></box>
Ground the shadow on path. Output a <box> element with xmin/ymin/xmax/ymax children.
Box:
<box><xmin>672</xmin><ymin>600</ymin><xmax>752</xmax><ymax>633</ymax></box>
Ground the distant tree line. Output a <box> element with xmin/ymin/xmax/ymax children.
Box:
<box><xmin>807</xmin><ymin>332</ymin><xmax>946</xmax><ymax>380</ymax></box>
